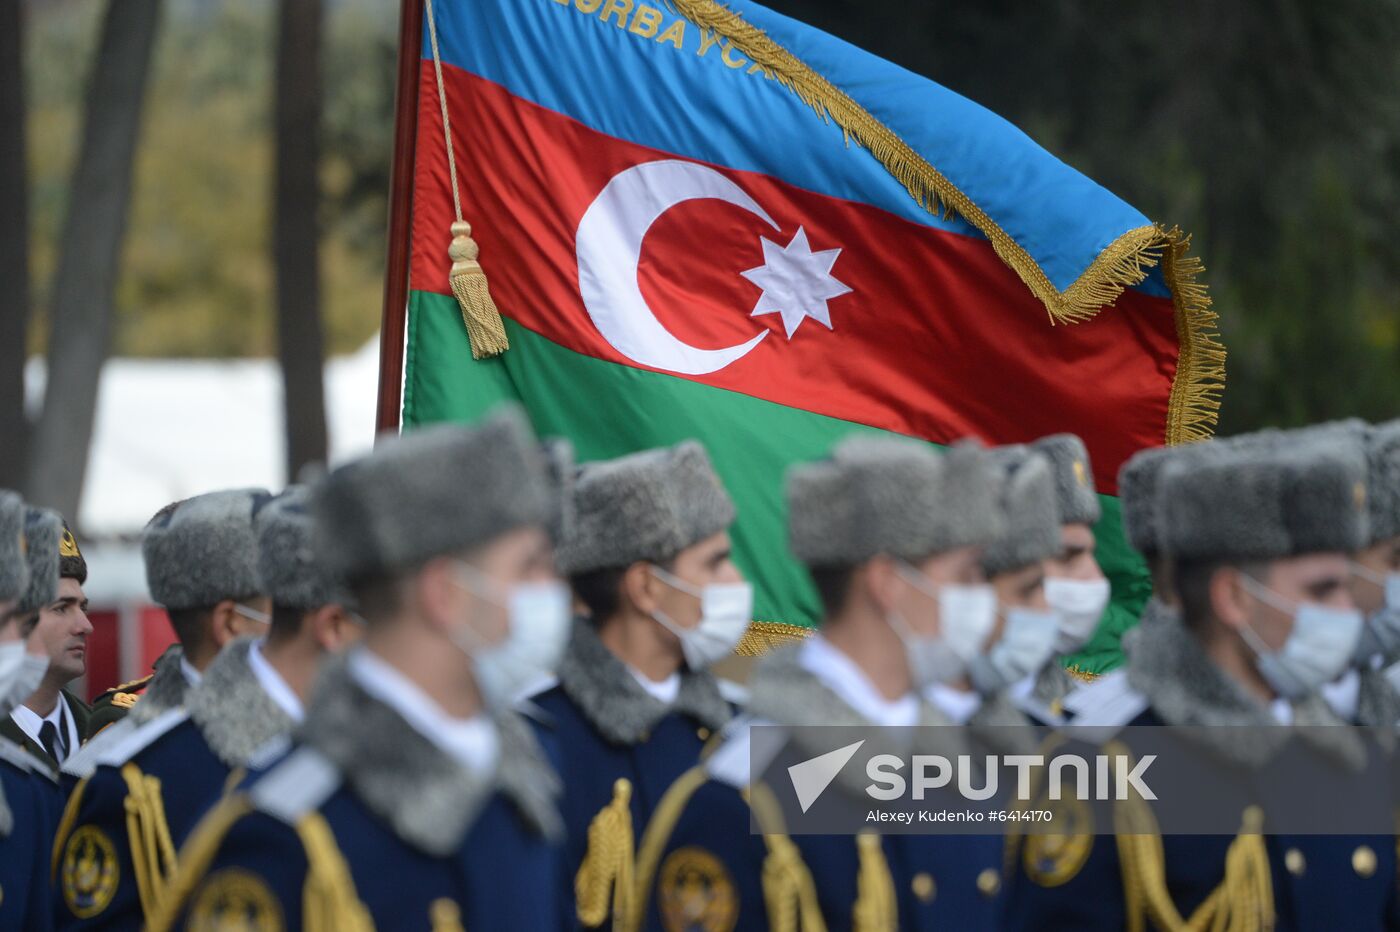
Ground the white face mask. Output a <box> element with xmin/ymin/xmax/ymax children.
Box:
<box><xmin>969</xmin><ymin>607</ymin><xmax>1060</xmax><ymax>695</ymax></box>
<box><xmin>890</xmin><ymin>562</ymin><xmax>998</xmax><ymax>689</ymax></box>
<box><xmin>1350</xmin><ymin>564</ymin><xmax>1400</xmax><ymax>663</ymax></box>
<box><xmin>450</xmin><ymin>563</ymin><xmax>571</xmax><ymax>709</ymax></box>
<box><xmin>1238</xmin><ymin>575</ymin><xmax>1363</xmax><ymax>701</ymax></box>
<box><xmin>648</xmin><ymin>566</ymin><xmax>752</xmax><ymax>671</ymax></box>
<box><xmin>0</xmin><ymin>640</ymin><xmax>48</xmax><ymax>715</ymax></box>
<box><xmin>1044</xmin><ymin>577</ymin><xmax>1111</xmax><ymax>654</ymax></box>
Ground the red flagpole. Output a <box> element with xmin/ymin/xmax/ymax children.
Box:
<box><xmin>375</xmin><ymin>0</ymin><xmax>425</xmax><ymax>438</ymax></box>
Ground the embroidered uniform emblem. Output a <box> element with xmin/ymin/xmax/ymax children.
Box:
<box><xmin>60</xmin><ymin>528</ymin><xmax>80</xmax><ymax>558</ymax></box>
<box><xmin>112</xmin><ymin>692</ymin><xmax>140</xmax><ymax>710</ymax></box>
<box><xmin>61</xmin><ymin>825</ymin><xmax>120</xmax><ymax>918</ymax></box>
<box><xmin>1023</xmin><ymin>796</ymin><xmax>1094</xmax><ymax>887</ymax></box>
<box><xmin>658</xmin><ymin>846</ymin><xmax>738</xmax><ymax>932</ymax></box>
<box><xmin>188</xmin><ymin>868</ymin><xmax>285</xmax><ymax>931</ymax></box>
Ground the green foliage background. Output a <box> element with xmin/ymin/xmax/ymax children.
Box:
<box><xmin>24</xmin><ymin>0</ymin><xmax>1400</xmax><ymax>431</ymax></box>
<box><xmin>25</xmin><ymin>0</ymin><xmax>394</xmax><ymax>359</ymax></box>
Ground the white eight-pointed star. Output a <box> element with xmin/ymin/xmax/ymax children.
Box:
<box><xmin>740</xmin><ymin>227</ymin><xmax>852</xmax><ymax>338</ymax></box>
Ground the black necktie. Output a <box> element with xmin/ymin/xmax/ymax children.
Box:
<box><xmin>39</xmin><ymin>719</ymin><xmax>61</xmax><ymax>764</ymax></box>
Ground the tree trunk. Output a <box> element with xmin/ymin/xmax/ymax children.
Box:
<box><xmin>273</xmin><ymin>0</ymin><xmax>328</xmax><ymax>481</ymax></box>
<box><xmin>25</xmin><ymin>0</ymin><xmax>162</xmax><ymax>521</ymax></box>
<box><xmin>0</xmin><ymin>0</ymin><xmax>31</xmax><ymax>490</ymax></box>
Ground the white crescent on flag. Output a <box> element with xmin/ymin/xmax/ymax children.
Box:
<box><xmin>575</xmin><ymin>159</ymin><xmax>776</xmax><ymax>376</ymax></box>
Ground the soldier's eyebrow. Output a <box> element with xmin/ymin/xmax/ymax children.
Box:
<box><xmin>707</xmin><ymin>548</ymin><xmax>732</xmax><ymax>568</ymax></box>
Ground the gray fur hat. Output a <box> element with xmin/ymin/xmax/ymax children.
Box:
<box><xmin>981</xmin><ymin>447</ymin><xmax>1063</xmax><ymax>577</ymax></box>
<box><xmin>312</xmin><ymin>407</ymin><xmax>553</xmax><ymax>583</ymax></box>
<box><xmin>17</xmin><ymin>507</ymin><xmax>61</xmax><ymax>616</ymax></box>
<box><xmin>1367</xmin><ymin>420</ymin><xmax>1400</xmax><ymax>544</ymax></box>
<box><xmin>1118</xmin><ymin>445</ymin><xmax>1181</xmax><ymax>557</ymax></box>
<box><xmin>787</xmin><ymin>436</ymin><xmax>1003</xmax><ymax>567</ymax></box>
<box><xmin>1157</xmin><ymin>440</ymin><xmax>1370</xmax><ymax>562</ymax></box>
<box><xmin>1030</xmin><ymin>433</ymin><xmax>1101</xmax><ymax>527</ymax></box>
<box><xmin>0</xmin><ymin>492</ymin><xmax>28</xmax><ymax>605</ymax></box>
<box><xmin>255</xmin><ymin>486</ymin><xmax>349</xmax><ymax>612</ymax></box>
<box><xmin>540</xmin><ymin>438</ymin><xmax>576</xmax><ymax>548</ymax></box>
<box><xmin>558</xmin><ymin>441</ymin><xmax>734</xmax><ymax>576</ymax></box>
<box><xmin>143</xmin><ymin>488</ymin><xmax>270</xmax><ymax>610</ymax></box>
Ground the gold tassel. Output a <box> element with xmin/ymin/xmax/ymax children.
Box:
<box><xmin>449</xmin><ymin>220</ymin><xmax>509</xmax><ymax>359</ymax></box>
<box><xmin>1212</xmin><ymin>808</ymin><xmax>1274</xmax><ymax>932</ymax></box>
<box><xmin>748</xmin><ymin>782</ymin><xmax>827</xmax><ymax>932</ymax></box>
<box><xmin>144</xmin><ymin>794</ymin><xmax>255</xmax><ymax>932</ymax></box>
<box><xmin>296</xmin><ymin>811</ymin><xmax>375</xmax><ymax>932</ymax></box>
<box><xmin>575</xmin><ymin>778</ymin><xmax>636</xmax><ymax>930</ymax></box>
<box><xmin>852</xmin><ymin>833</ymin><xmax>897</xmax><ymax>932</ymax></box>
<box><xmin>121</xmin><ymin>763</ymin><xmax>178</xmax><ymax>920</ymax></box>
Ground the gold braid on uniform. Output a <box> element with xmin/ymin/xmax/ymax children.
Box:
<box><xmin>51</xmin><ymin>775</ymin><xmax>91</xmax><ymax>880</ymax></box>
<box><xmin>747</xmin><ymin>780</ymin><xmax>827</xmax><ymax>932</ymax></box>
<box><xmin>295</xmin><ymin>811</ymin><xmax>375</xmax><ymax>932</ymax></box>
<box><xmin>575</xmin><ymin>778</ymin><xmax>636</xmax><ymax>930</ymax></box>
<box><xmin>145</xmin><ymin>794</ymin><xmax>256</xmax><ymax>932</ymax></box>
<box><xmin>851</xmin><ymin>833</ymin><xmax>896</xmax><ymax>932</ymax></box>
<box><xmin>1109</xmin><ymin>741</ymin><xmax>1274</xmax><ymax>932</ymax></box>
<box><xmin>630</xmin><ymin>765</ymin><xmax>710</xmax><ymax>932</ymax></box>
<box><xmin>121</xmin><ymin>763</ymin><xmax>179</xmax><ymax>919</ymax></box>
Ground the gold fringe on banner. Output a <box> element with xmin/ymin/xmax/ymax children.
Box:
<box><xmin>735</xmin><ymin>621</ymin><xmax>813</xmax><ymax>657</ymax></box>
<box><xmin>668</xmin><ymin>0</ymin><xmax>1224</xmax><ymax>446</ymax></box>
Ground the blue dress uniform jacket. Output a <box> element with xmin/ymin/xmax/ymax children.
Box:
<box><xmin>635</xmin><ymin>640</ymin><xmax>1018</xmax><ymax>931</ymax></box>
<box><xmin>526</xmin><ymin>620</ymin><xmax>732</xmax><ymax>929</ymax></box>
<box><xmin>52</xmin><ymin>639</ymin><xmax>299</xmax><ymax>930</ymax></box>
<box><xmin>147</xmin><ymin>651</ymin><xmax>568</xmax><ymax>932</ymax></box>
<box><xmin>0</xmin><ymin>739</ymin><xmax>60</xmax><ymax>932</ymax></box>
<box><xmin>1002</xmin><ymin>616</ymin><xmax>1400</xmax><ymax>931</ymax></box>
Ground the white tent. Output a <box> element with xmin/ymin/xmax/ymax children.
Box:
<box><xmin>26</xmin><ymin>340</ymin><xmax>383</xmax><ymax>601</ymax></box>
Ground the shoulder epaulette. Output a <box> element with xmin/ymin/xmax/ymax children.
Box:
<box><xmin>249</xmin><ymin>746</ymin><xmax>342</xmax><ymax>824</ymax></box>
<box><xmin>0</xmin><ymin>737</ymin><xmax>33</xmax><ymax>774</ymax></box>
<box><xmin>95</xmin><ymin>673</ymin><xmax>153</xmax><ymax>704</ymax></box>
<box><xmin>92</xmin><ymin>708</ymin><xmax>189</xmax><ymax>768</ymax></box>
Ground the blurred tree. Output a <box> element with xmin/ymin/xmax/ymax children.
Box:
<box><xmin>273</xmin><ymin>0</ymin><xmax>328</xmax><ymax>478</ymax></box>
<box><xmin>26</xmin><ymin>0</ymin><xmax>162</xmax><ymax>520</ymax></box>
<box><xmin>0</xmin><ymin>0</ymin><xmax>30</xmax><ymax>489</ymax></box>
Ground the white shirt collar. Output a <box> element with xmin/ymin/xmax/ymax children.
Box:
<box><xmin>10</xmin><ymin>694</ymin><xmax>80</xmax><ymax>759</ymax></box>
<box><xmin>627</xmin><ymin>665</ymin><xmax>681</xmax><ymax>705</ymax></box>
<box><xmin>180</xmin><ymin>656</ymin><xmax>203</xmax><ymax>687</ymax></box>
<box><xmin>1321</xmin><ymin>668</ymin><xmax>1360</xmax><ymax>723</ymax></box>
<box><xmin>347</xmin><ymin>649</ymin><xmax>499</xmax><ymax>776</ymax></box>
<box><xmin>247</xmin><ymin>640</ymin><xmax>304</xmax><ymax>722</ymax></box>
<box><xmin>799</xmin><ymin>635</ymin><xmax>920</xmax><ymax>728</ymax></box>
<box><xmin>924</xmin><ymin>681</ymin><xmax>983</xmax><ymax>725</ymax></box>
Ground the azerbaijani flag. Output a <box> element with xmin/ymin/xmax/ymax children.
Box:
<box><xmin>383</xmin><ymin>0</ymin><xmax>1225</xmax><ymax>673</ymax></box>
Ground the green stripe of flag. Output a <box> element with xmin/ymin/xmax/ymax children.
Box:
<box><xmin>403</xmin><ymin>289</ymin><xmax>1148</xmax><ymax>673</ymax></box>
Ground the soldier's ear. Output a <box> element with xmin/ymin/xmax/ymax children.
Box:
<box><xmin>620</xmin><ymin>561</ymin><xmax>662</xmax><ymax>617</ymax></box>
<box><xmin>208</xmin><ymin>599</ymin><xmax>241</xmax><ymax>649</ymax></box>
<box><xmin>860</xmin><ymin>556</ymin><xmax>899</xmax><ymax>615</ymax></box>
<box><xmin>1209</xmin><ymin>566</ymin><xmax>1250</xmax><ymax>631</ymax></box>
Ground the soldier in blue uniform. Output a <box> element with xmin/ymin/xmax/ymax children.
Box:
<box><xmin>52</xmin><ymin>485</ymin><xmax>361</xmax><ymax>930</ymax></box>
<box><xmin>0</xmin><ymin>490</ymin><xmax>64</xmax><ymax>931</ymax></box>
<box><xmin>634</xmin><ymin>436</ymin><xmax>1014</xmax><ymax>931</ymax></box>
<box><xmin>148</xmin><ymin>409</ymin><xmax>574</xmax><ymax>931</ymax></box>
<box><xmin>1010</xmin><ymin>435</ymin><xmax>1109</xmax><ymax>723</ymax></box>
<box><xmin>66</xmin><ymin>489</ymin><xmax>275</xmax><ymax>791</ymax></box>
<box><xmin>526</xmin><ymin>441</ymin><xmax>747</xmax><ymax>929</ymax></box>
<box><xmin>955</xmin><ymin>446</ymin><xmax>1062</xmax><ymax>733</ymax></box>
<box><xmin>1004</xmin><ymin>434</ymin><xmax>1400</xmax><ymax>930</ymax></box>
